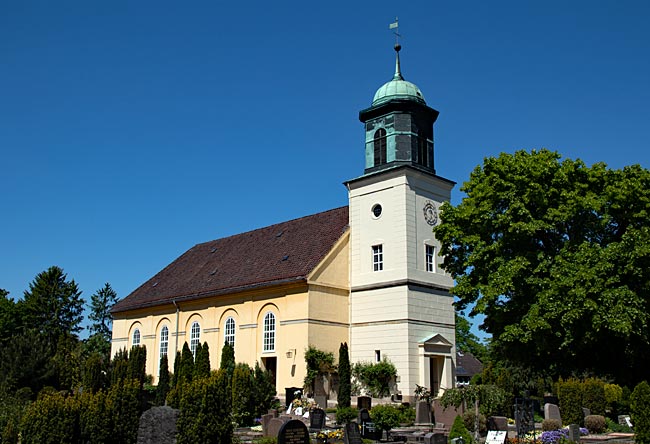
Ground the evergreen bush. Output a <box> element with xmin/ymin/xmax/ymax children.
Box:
<box><xmin>542</xmin><ymin>419</ymin><xmax>562</xmax><ymax>431</ymax></box>
<box><xmin>156</xmin><ymin>354</ymin><xmax>171</xmax><ymax>406</ymax></box>
<box><xmin>631</xmin><ymin>381</ymin><xmax>650</xmax><ymax>444</ymax></box>
<box><xmin>338</xmin><ymin>342</ymin><xmax>351</xmax><ymax>408</ymax></box>
<box><xmin>449</xmin><ymin>414</ymin><xmax>473</xmax><ymax>444</ymax></box>
<box><xmin>584</xmin><ymin>415</ymin><xmax>606</xmax><ymax>434</ymax></box>
<box><xmin>179</xmin><ymin>342</ymin><xmax>194</xmax><ymax>384</ymax></box>
<box><xmin>335</xmin><ymin>406</ymin><xmax>358</xmax><ymax>425</ymax></box>
<box><xmin>370</xmin><ymin>404</ymin><xmax>401</xmax><ymax>436</ymax></box>
<box><xmin>462</xmin><ymin>411</ymin><xmax>487</xmax><ymax>434</ymax></box>
<box><xmin>582</xmin><ymin>378</ymin><xmax>606</xmax><ymax>416</ymax></box>
<box><xmin>558</xmin><ymin>378</ymin><xmax>584</xmax><ymax>426</ymax></box>
<box><xmin>20</xmin><ymin>391</ymin><xmax>80</xmax><ymax>444</ymax></box>
<box><xmin>194</xmin><ymin>342</ymin><xmax>211</xmax><ymax>379</ymax></box>
<box><xmin>252</xmin><ymin>361</ymin><xmax>277</xmax><ymax>418</ymax></box>
<box><xmin>232</xmin><ymin>363</ymin><xmax>255</xmax><ymax>426</ymax></box>
<box><xmin>79</xmin><ymin>389</ymin><xmax>112</xmax><ymax>443</ymax></box>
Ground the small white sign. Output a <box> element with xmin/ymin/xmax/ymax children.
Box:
<box><xmin>486</xmin><ymin>430</ymin><xmax>507</xmax><ymax>444</ymax></box>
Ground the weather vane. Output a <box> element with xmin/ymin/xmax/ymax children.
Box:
<box><xmin>389</xmin><ymin>17</ymin><xmax>401</xmax><ymax>46</ymax></box>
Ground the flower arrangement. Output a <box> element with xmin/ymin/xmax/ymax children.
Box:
<box><xmin>316</xmin><ymin>429</ymin><xmax>344</xmax><ymax>440</ymax></box>
<box><xmin>540</xmin><ymin>427</ymin><xmax>588</xmax><ymax>444</ymax></box>
<box><xmin>291</xmin><ymin>397</ymin><xmax>319</xmax><ymax>411</ymax></box>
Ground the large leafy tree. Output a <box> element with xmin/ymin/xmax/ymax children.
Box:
<box><xmin>22</xmin><ymin>266</ymin><xmax>84</xmax><ymax>342</ymax></box>
<box><xmin>435</xmin><ymin>149</ymin><xmax>650</xmax><ymax>384</ymax></box>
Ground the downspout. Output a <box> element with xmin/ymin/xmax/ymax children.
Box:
<box><xmin>172</xmin><ymin>299</ymin><xmax>180</xmax><ymax>355</ymax></box>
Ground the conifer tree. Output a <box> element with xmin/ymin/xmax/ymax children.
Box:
<box><xmin>338</xmin><ymin>342</ymin><xmax>351</xmax><ymax>408</ymax></box>
<box><xmin>232</xmin><ymin>363</ymin><xmax>255</xmax><ymax>426</ymax></box>
<box><xmin>87</xmin><ymin>283</ymin><xmax>119</xmax><ymax>357</ymax></box>
<box><xmin>220</xmin><ymin>341</ymin><xmax>235</xmax><ymax>379</ymax></box>
<box><xmin>156</xmin><ymin>354</ymin><xmax>170</xmax><ymax>405</ymax></box>
<box><xmin>252</xmin><ymin>360</ymin><xmax>277</xmax><ymax>418</ymax></box>
<box><xmin>127</xmin><ymin>345</ymin><xmax>147</xmax><ymax>388</ymax></box>
<box><xmin>194</xmin><ymin>342</ymin><xmax>211</xmax><ymax>379</ymax></box>
<box><xmin>179</xmin><ymin>342</ymin><xmax>194</xmax><ymax>383</ymax></box>
<box><xmin>171</xmin><ymin>350</ymin><xmax>181</xmax><ymax>387</ymax></box>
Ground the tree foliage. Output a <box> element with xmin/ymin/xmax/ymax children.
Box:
<box><xmin>455</xmin><ymin>312</ymin><xmax>489</xmax><ymax>363</ymax></box>
<box><xmin>338</xmin><ymin>342</ymin><xmax>351</xmax><ymax>408</ymax></box>
<box><xmin>22</xmin><ymin>266</ymin><xmax>84</xmax><ymax>343</ymax></box>
<box><xmin>156</xmin><ymin>353</ymin><xmax>171</xmax><ymax>406</ymax></box>
<box><xmin>352</xmin><ymin>359</ymin><xmax>397</xmax><ymax>398</ymax></box>
<box><xmin>86</xmin><ymin>283</ymin><xmax>118</xmax><ymax>357</ymax></box>
<box><xmin>435</xmin><ymin>149</ymin><xmax>650</xmax><ymax>384</ymax></box>
<box><xmin>232</xmin><ymin>363</ymin><xmax>255</xmax><ymax>426</ymax></box>
<box><xmin>631</xmin><ymin>381</ymin><xmax>650</xmax><ymax>444</ymax></box>
<box><xmin>252</xmin><ymin>361</ymin><xmax>277</xmax><ymax>418</ymax></box>
<box><xmin>194</xmin><ymin>342</ymin><xmax>211</xmax><ymax>379</ymax></box>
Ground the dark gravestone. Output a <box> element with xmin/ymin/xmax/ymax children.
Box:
<box><xmin>433</xmin><ymin>433</ymin><xmax>447</xmax><ymax>444</ymax></box>
<box><xmin>137</xmin><ymin>406</ymin><xmax>179</xmax><ymax>444</ymax></box>
<box><xmin>278</xmin><ymin>419</ymin><xmax>310</xmax><ymax>444</ymax></box>
<box><xmin>582</xmin><ymin>407</ymin><xmax>591</xmax><ymax>419</ymax></box>
<box><xmin>359</xmin><ymin>408</ymin><xmax>371</xmax><ymax>424</ymax></box>
<box><xmin>488</xmin><ymin>416</ymin><xmax>509</xmax><ymax>431</ymax></box>
<box><xmin>361</xmin><ymin>421</ymin><xmax>381</xmax><ymax>441</ymax></box>
<box><xmin>344</xmin><ymin>422</ymin><xmax>363</xmax><ymax>444</ymax></box>
<box><xmin>432</xmin><ymin>399</ymin><xmax>461</xmax><ymax>430</ymax></box>
<box><xmin>415</xmin><ymin>400</ymin><xmax>432</xmax><ymax>424</ymax></box>
<box><xmin>314</xmin><ymin>395</ymin><xmax>328</xmax><ymax>411</ymax></box>
<box><xmin>310</xmin><ymin>408</ymin><xmax>326</xmax><ymax>431</ymax></box>
<box><xmin>514</xmin><ymin>398</ymin><xmax>535</xmax><ymax>438</ymax></box>
<box><xmin>357</xmin><ymin>396</ymin><xmax>372</xmax><ymax>410</ymax></box>
<box><xmin>424</xmin><ymin>433</ymin><xmax>435</xmax><ymax>444</ymax></box>
<box><xmin>568</xmin><ymin>424</ymin><xmax>581</xmax><ymax>442</ymax></box>
<box><xmin>268</xmin><ymin>418</ymin><xmax>286</xmax><ymax>438</ymax></box>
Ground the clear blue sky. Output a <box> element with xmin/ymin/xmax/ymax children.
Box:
<box><xmin>2</xmin><ymin>1</ymin><xmax>649</xmax><ymax>340</ymax></box>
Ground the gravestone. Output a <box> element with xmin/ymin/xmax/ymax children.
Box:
<box><xmin>278</xmin><ymin>419</ymin><xmax>310</xmax><ymax>444</ymax></box>
<box><xmin>544</xmin><ymin>403</ymin><xmax>562</xmax><ymax>423</ymax></box>
<box><xmin>485</xmin><ymin>430</ymin><xmax>508</xmax><ymax>444</ymax></box>
<box><xmin>359</xmin><ymin>408</ymin><xmax>371</xmax><ymax>424</ymax></box>
<box><xmin>432</xmin><ymin>399</ymin><xmax>461</xmax><ymax>430</ymax></box>
<box><xmin>268</xmin><ymin>418</ymin><xmax>286</xmax><ymax>438</ymax></box>
<box><xmin>314</xmin><ymin>395</ymin><xmax>328</xmax><ymax>411</ymax></box>
<box><xmin>487</xmin><ymin>416</ymin><xmax>508</xmax><ymax>431</ymax></box>
<box><xmin>310</xmin><ymin>408</ymin><xmax>326</xmax><ymax>431</ymax></box>
<box><xmin>433</xmin><ymin>433</ymin><xmax>447</xmax><ymax>444</ymax></box>
<box><xmin>137</xmin><ymin>406</ymin><xmax>179</xmax><ymax>444</ymax></box>
<box><xmin>262</xmin><ymin>414</ymin><xmax>275</xmax><ymax>436</ymax></box>
<box><xmin>424</xmin><ymin>432</ymin><xmax>435</xmax><ymax>444</ymax></box>
<box><xmin>514</xmin><ymin>398</ymin><xmax>535</xmax><ymax>438</ymax></box>
<box><xmin>618</xmin><ymin>415</ymin><xmax>632</xmax><ymax>427</ymax></box>
<box><xmin>344</xmin><ymin>422</ymin><xmax>363</xmax><ymax>444</ymax></box>
<box><xmin>582</xmin><ymin>407</ymin><xmax>590</xmax><ymax>418</ymax></box>
<box><xmin>415</xmin><ymin>400</ymin><xmax>432</xmax><ymax>424</ymax></box>
<box><xmin>361</xmin><ymin>420</ymin><xmax>381</xmax><ymax>441</ymax></box>
<box><xmin>357</xmin><ymin>396</ymin><xmax>372</xmax><ymax>410</ymax></box>
<box><xmin>568</xmin><ymin>424</ymin><xmax>581</xmax><ymax>442</ymax></box>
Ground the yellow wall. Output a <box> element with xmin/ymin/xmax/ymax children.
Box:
<box><xmin>111</xmin><ymin>230</ymin><xmax>351</xmax><ymax>393</ymax></box>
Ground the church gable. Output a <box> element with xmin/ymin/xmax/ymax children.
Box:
<box><xmin>112</xmin><ymin>206</ymin><xmax>349</xmax><ymax>313</ymax></box>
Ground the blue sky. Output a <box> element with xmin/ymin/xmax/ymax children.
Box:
<box><xmin>2</xmin><ymin>1</ymin><xmax>649</xmax><ymax>340</ymax></box>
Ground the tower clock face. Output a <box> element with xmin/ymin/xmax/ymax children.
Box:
<box><xmin>423</xmin><ymin>201</ymin><xmax>438</xmax><ymax>226</ymax></box>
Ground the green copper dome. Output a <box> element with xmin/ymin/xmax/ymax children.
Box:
<box><xmin>371</xmin><ymin>44</ymin><xmax>426</xmax><ymax>106</ymax></box>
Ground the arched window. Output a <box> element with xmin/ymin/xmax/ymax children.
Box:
<box><xmin>190</xmin><ymin>321</ymin><xmax>201</xmax><ymax>357</ymax></box>
<box><xmin>263</xmin><ymin>312</ymin><xmax>276</xmax><ymax>352</ymax></box>
<box><xmin>373</xmin><ymin>128</ymin><xmax>387</xmax><ymax>166</ymax></box>
<box><xmin>225</xmin><ymin>317</ymin><xmax>235</xmax><ymax>347</ymax></box>
<box><xmin>132</xmin><ymin>328</ymin><xmax>141</xmax><ymax>346</ymax></box>
<box><xmin>160</xmin><ymin>326</ymin><xmax>169</xmax><ymax>358</ymax></box>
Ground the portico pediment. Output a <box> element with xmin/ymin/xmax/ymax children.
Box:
<box><xmin>419</xmin><ymin>333</ymin><xmax>453</xmax><ymax>355</ymax></box>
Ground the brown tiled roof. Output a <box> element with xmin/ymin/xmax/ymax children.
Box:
<box><xmin>456</xmin><ymin>351</ymin><xmax>484</xmax><ymax>377</ymax></box>
<box><xmin>112</xmin><ymin>206</ymin><xmax>349</xmax><ymax>313</ymax></box>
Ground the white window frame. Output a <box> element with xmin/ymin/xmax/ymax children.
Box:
<box><xmin>425</xmin><ymin>244</ymin><xmax>436</xmax><ymax>273</ymax></box>
<box><xmin>132</xmin><ymin>328</ymin><xmax>141</xmax><ymax>346</ymax></box>
<box><xmin>190</xmin><ymin>321</ymin><xmax>201</xmax><ymax>357</ymax></box>
<box><xmin>160</xmin><ymin>325</ymin><xmax>169</xmax><ymax>358</ymax></box>
<box><xmin>224</xmin><ymin>316</ymin><xmax>235</xmax><ymax>347</ymax></box>
<box><xmin>372</xmin><ymin>244</ymin><xmax>383</xmax><ymax>271</ymax></box>
<box><xmin>263</xmin><ymin>312</ymin><xmax>276</xmax><ymax>352</ymax></box>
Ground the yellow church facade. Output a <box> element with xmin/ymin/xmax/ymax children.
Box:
<box><xmin>111</xmin><ymin>43</ymin><xmax>457</xmax><ymax>402</ymax></box>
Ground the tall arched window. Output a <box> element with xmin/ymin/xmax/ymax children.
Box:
<box><xmin>190</xmin><ymin>321</ymin><xmax>201</xmax><ymax>357</ymax></box>
<box><xmin>160</xmin><ymin>326</ymin><xmax>169</xmax><ymax>358</ymax></box>
<box><xmin>263</xmin><ymin>312</ymin><xmax>276</xmax><ymax>352</ymax></box>
<box><xmin>225</xmin><ymin>317</ymin><xmax>235</xmax><ymax>347</ymax></box>
<box><xmin>373</xmin><ymin>128</ymin><xmax>387</xmax><ymax>166</ymax></box>
<box><xmin>132</xmin><ymin>328</ymin><xmax>141</xmax><ymax>346</ymax></box>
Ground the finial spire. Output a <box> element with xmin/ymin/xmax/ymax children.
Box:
<box><xmin>389</xmin><ymin>17</ymin><xmax>403</xmax><ymax>80</ymax></box>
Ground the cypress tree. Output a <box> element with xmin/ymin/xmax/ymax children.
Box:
<box><xmin>127</xmin><ymin>345</ymin><xmax>147</xmax><ymax>388</ymax></box>
<box><xmin>232</xmin><ymin>363</ymin><xmax>254</xmax><ymax>426</ymax></box>
<box><xmin>338</xmin><ymin>342</ymin><xmax>351</xmax><ymax>408</ymax></box>
<box><xmin>179</xmin><ymin>342</ymin><xmax>194</xmax><ymax>383</ymax></box>
<box><xmin>252</xmin><ymin>361</ymin><xmax>276</xmax><ymax>418</ymax></box>
<box><xmin>220</xmin><ymin>342</ymin><xmax>235</xmax><ymax>378</ymax></box>
<box><xmin>195</xmin><ymin>342</ymin><xmax>211</xmax><ymax>379</ymax></box>
<box><xmin>156</xmin><ymin>354</ymin><xmax>171</xmax><ymax>406</ymax></box>
<box><xmin>171</xmin><ymin>350</ymin><xmax>181</xmax><ymax>387</ymax></box>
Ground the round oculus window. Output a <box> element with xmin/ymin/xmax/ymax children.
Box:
<box><xmin>372</xmin><ymin>204</ymin><xmax>382</xmax><ymax>218</ymax></box>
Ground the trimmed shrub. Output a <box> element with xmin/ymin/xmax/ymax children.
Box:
<box><xmin>542</xmin><ymin>419</ymin><xmax>562</xmax><ymax>431</ymax></box>
<box><xmin>582</xmin><ymin>378</ymin><xmax>606</xmax><ymax>416</ymax></box>
<box><xmin>232</xmin><ymin>363</ymin><xmax>255</xmax><ymax>426</ymax></box>
<box><xmin>584</xmin><ymin>415</ymin><xmax>606</xmax><ymax>434</ymax></box>
<box><xmin>370</xmin><ymin>404</ymin><xmax>401</xmax><ymax>434</ymax></box>
<box><xmin>631</xmin><ymin>381</ymin><xmax>650</xmax><ymax>444</ymax></box>
<box><xmin>449</xmin><ymin>414</ymin><xmax>473</xmax><ymax>444</ymax></box>
<box><xmin>558</xmin><ymin>378</ymin><xmax>584</xmax><ymax>426</ymax></box>
<box><xmin>463</xmin><ymin>410</ymin><xmax>487</xmax><ymax>434</ymax></box>
<box><xmin>336</xmin><ymin>406</ymin><xmax>358</xmax><ymax>425</ymax></box>
<box><xmin>20</xmin><ymin>391</ymin><xmax>80</xmax><ymax>444</ymax></box>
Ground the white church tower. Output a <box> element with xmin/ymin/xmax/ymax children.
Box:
<box><xmin>345</xmin><ymin>42</ymin><xmax>456</xmax><ymax>401</ymax></box>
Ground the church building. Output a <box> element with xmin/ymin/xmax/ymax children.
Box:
<box><xmin>110</xmin><ymin>43</ymin><xmax>457</xmax><ymax>402</ymax></box>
